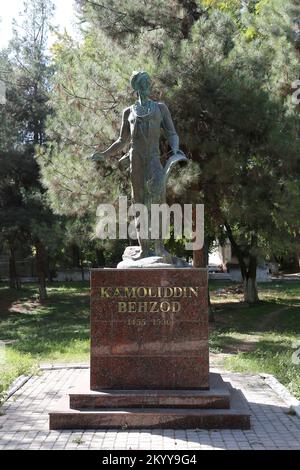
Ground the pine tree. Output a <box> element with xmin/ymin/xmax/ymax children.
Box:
<box><xmin>40</xmin><ymin>0</ymin><xmax>300</xmax><ymax>303</ymax></box>
<box><xmin>0</xmin><ymin>0</ymin><xmax>57</xmax><ymax>300</ymax></box>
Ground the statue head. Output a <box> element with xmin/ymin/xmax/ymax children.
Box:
<box><xmin>130</xmin><ymin>71</ymin><xmax>151</xmax><ymax>98</ymax></box>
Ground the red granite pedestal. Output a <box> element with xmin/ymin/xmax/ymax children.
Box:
<box><xmin>49</xmin><ymin>268</ymin><xmax>250</xmax><ymax>429</ymax></box>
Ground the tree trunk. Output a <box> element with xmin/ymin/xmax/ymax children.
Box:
<box><xmin>35</xmin><ymin>240</ymin><xmax>47</xmax><ymax>302</ymax></box>
<box><xmin>193</xmin><ymin>233</ymin><xmax>215</xmax><ymax>322</ymax></box>
<box><xmin>225</xmin><ymin>222</ymin><xmax>259</xmax><ymax>304</ymax></box>
<box><xmin>243</xmin><ymin>248</ymin><xmax>259</xmax><ymax>304</ymax></box>
<box><xmin>96</xmin><ymin>248</ymin><xmax>105</xmax><ymax>267</ymax></box>
<box><xmin>79</xmin><ymin>258</ymin><xmax>85</xmax><ymax>281</ymax></box>
<box><xmin>243</xmin><ymin>276</ymin><xmax>259</xmax><ymax>304</ymax></box>
<box><xmin>72</xmin><ymin>244</ymin><xmax>81</xmax><ymax>268</ymax></box>
<box><xmin>193</xmin><ymin>247</ymin><xmax>205</xmax><ymax>267</ymax></box>
<box><xmin>207</xmin><ymin>288</ymin><xmax>215</xmax><ymax>322</ymax></box>
<box><xmin>224</xmin><ymin>221</ymin><xmax>247</xmax><ymax>279</ymax></box>
<box><xmin>9</xmin><ymin>242</ymin><xmax>21</xmax><ymax>289</ymax></box>
<box><xmin>47</xmin><ymin>257</ymin><xmax>53</xmax><ymax>282</ymax></box>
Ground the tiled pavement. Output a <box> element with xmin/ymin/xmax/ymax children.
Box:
<box><xmin>0</xmin><ymin>367</ymin><xmax>299</xmax><ymax>450</ymax></box>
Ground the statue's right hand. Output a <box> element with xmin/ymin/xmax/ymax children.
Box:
<box><xmin>88</xmin><ymin>152</ymin><xmax>105</xmax><ymax>163</ymax></box>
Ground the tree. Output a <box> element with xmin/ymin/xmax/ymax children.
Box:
<box><xmin>9</xmin><ymin>0</ymin><xmax>55</xmax><ymax>146</ymax></box>
<box><xmin>0</xmin><ymin>149</ymin><xmax>39</xmax><ymax>288</ymax></box>
<box><xmin>40</xmin><ymin>0</ymin><xmax>300</xmax><ymax>304</ymax></box>
<box><xmin>0</xmin><ymin>0</ymin><xmax>57</xmax><ymax>300</ymax></box>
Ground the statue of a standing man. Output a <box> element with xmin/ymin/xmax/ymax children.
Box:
<box><xmin>91</xmin><ymin>71</ymin><xmax>187</xmax><ymax>264</ymax></box>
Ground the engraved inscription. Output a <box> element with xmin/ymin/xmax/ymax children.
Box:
<box><xmin>98</xmin><ymin>285</ymin><xmax>200</xmax><ymax>326</ymax></box>
<box><xmin>118</xmin><ymin>301</ymin><xmax>180</xmax><ymax>313</ymax></box>
<box><xmin>127</xmin><ymin>318</ymin><xmax>172</xmax><ymax>326</ymax></box>
<box><xmin>100</xmin><ymin>286</ymin><xmax>199</xmax><ymax>299</ymax></box>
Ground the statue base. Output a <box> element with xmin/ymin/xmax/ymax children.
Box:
<box><xmin>49</xmin><ymin>372</ymin><xmax>250</xmax><ymax>430</ymax></box>
<box><xmin>49</xmin><ymin>268</ymin><xmax>250</xmax><ymax>429</ymax></box>
<box><xmin>117</xmin><ymin>246</ymin><xmax>190</xmax><ymax>268</ymax></box>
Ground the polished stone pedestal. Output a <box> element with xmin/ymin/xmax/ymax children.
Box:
<box><xmin>49</xmin><ymin>373</ymin><xmax>250</xmax><ymax>429</ymax></box>
<box><xmin>49</xmin><ymin>268</ymin><xmax>250</xmax><ymax>429</ymax></box>
<box><xmin>90</xmin><ymin>268</ymin><xmax>209</xmax><ymax>390</ymax></box>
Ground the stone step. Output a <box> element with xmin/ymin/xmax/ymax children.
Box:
<box><xmin>49</xmin><ymin>405</ymin><xmax>250</xmax><ymax>430</ymax></box>
<box><xmin>69</xmin><ymin>390</ymin><xmax>230</xmax><ymax>410</ymax></box>
<box><xmin>69</xmin><ymin>373</ymin><xmax>230</xmax><ymax>409</ymax></box>
<box><xmin>49</xmin><ymin>375</ymin><xmax>250</xmax><ymax>430</ymax></box>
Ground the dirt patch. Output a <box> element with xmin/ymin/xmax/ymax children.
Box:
<box><xmin>259</xmin><ymin>305</ymin><xmax>291</xmax><ymax>331</ymax></box>
<box><xmin>211</xmin><ymin>305</ymin><xmax>291</xmax><ymax>357</ymax></box>
<box><xmin>214</xmin><ymin>285</ymin><xmax>244</xmax><ymax>297</ymax></box>
<box><xmin>8</xmin><ymin>299</ymin><xmax>41</xmax><ymax>315</ymax></box>
<box><xmin>210</xmin><ymin>352</ymin><xmax>234</xmax><ymax>367</ymax></box>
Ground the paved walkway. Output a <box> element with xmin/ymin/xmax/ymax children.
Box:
<box><xmin>0</xmin><ymin>367</ymin><xmax>299</xmax><ymax>450</ymax></box>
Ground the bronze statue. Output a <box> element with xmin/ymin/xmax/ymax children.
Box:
<box><xmin>90</xmin><ymin>71</ymin><xmax>188</xmax><ymax>265</ymax></box>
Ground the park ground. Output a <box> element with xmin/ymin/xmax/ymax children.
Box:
<box><xmin>0</xmin><ymin>280</ymin><xmax>300</xmax><ymax>403</ymax></box>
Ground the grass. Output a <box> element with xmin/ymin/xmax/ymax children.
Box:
<box><xmin>0</xmin><ymin>282</ymin><xmax>90</xmax><ymax>401</ymax></box>
<box><xmin>0</xmin><ymin>349</ymin><xmax>37</xmax><ymax>403</ymax></box>
<box><xmin>209</xmin><ymin>280</ymin><xmax>300</xmax><ymax>398</ymax></box>
<box><xmin>0</xmin><ymin>279</ymin><xmax>300</xmax><ymax>401</ymax></box>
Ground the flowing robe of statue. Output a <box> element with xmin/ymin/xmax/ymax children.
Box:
<box><xmin>119</xmin><ymin>101</ymin><xmax>178</xmax><ymax>207</ymax></box>
<box><xmin>98</xmin><ymin>101</ymin><xmax>185</xmax><ymax>259</ymax></box>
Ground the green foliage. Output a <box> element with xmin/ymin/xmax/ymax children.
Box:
<box><xmin>32</xmin><ymin>0</ymin><xmax>300</xmax><ymax>277</ymax></box>
<box><xmin>0</xmin><ymin>281</ymin><xmax>90</xmax><ymax>399</ymax></box>
<box><xmin>38</xmin><ymin>27</ymin><xmax>135</xmax><ymax>222</ymax></box>
<box><xmin>2</xmin><ymin>1</ymin><xmax>300</xmax><ymax>274</ymax></box>
<box><xmin>209</xmin><ymin>280</ymin><xmax>300</xmax><ymax>398</ymax></box>
<box><xmin>0</xmin><ymin>1</ymin><xmax>67</xmax><ymax>292</ymax></box>
<box><xmin>0</xmin><ymin>350</ymin><xmax>37</xmax><ymax>404</ymax></box>
<box><xmin>8</xmin><ymin>0</ymin><xmax>55</xmax><ymax>146</ymax></box>
<box><xmin>0</xmin><ymin>282</ymin><xmax>90</xmax><ymax>361</ymax></box>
